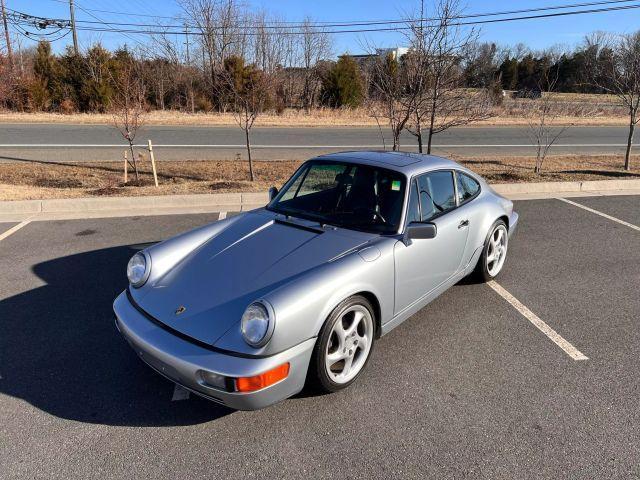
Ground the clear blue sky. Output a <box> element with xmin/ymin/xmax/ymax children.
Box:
<box><xmin>10</xmin><ymin>0</ymin><xmax>640</xmax><ymax>55</ymax></box>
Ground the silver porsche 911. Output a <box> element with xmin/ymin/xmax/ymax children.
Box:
<box><xmin>113</xmin><ymin>151</ymin><xmax>518</xmax><ymax>410</ymax></box>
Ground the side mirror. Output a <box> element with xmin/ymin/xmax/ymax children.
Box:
<box><xmin>268</xmin><ymin>186</ymin><xmax>279</xmax><ymax>201</ymax></box>
<box><xmin>405</xmin><ymin>222</ymin><xmax>437</xmax><ymax>244</ymax></box>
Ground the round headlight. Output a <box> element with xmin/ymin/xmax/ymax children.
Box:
<box><xmin>241</xmin><ymin>303</ymin><xmax>271</xmax><ymax>347</ymax></box>
<box><xmin>127</xmin><ymin>252</ymin><xmax>149</xmax><ymax>287</ymax></box>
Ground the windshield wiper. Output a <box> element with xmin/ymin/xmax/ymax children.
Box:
<box><xmin>268</xmin><ymin>206</ymin><xmax>339</xmax><ymax>229</ymax></box>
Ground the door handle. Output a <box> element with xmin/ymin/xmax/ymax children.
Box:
<box><xmin>458</xmin><ymin>219</ymin><xmax>469</xmax><ymax>229</ymax></box>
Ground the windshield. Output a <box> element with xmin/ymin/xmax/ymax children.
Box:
<box><xmin>267</xmin><ymin>160</ymin><xmax>406</xmax><ymax>234</ymax></box>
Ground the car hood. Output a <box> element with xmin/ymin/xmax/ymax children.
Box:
<box><xmin>133</xmin><ymin>211</ymin><xmax>372</xmax><ymax>345</ymax></box>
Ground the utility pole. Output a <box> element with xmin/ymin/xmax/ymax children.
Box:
<box><xmin>69</xmin><ymin>0</ymin><xmax>79</xmax><ymax>55</ymax></box>
<box><xmin>0</xmin><ymin>0</ymin><xmax>13</xmax><ymax>67</ymax></box>
<box><xmin>185</xmin><ymin>24</ymin><xmax>190</xmax><ymax>65</ymax></box>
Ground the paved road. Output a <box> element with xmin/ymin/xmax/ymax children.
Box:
<box><xmin>1</xmin><ymin>195</ymin><xmax>639</xmax><ymax>479</ymax></box>
<box><xmin>0</xmin><ymin>124</ymin><xmax>632</xmax><ymax>162</ymax></box>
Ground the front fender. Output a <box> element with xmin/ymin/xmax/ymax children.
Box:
<box><xmin>131</xmin><ymin>213</ymin><xmax>245</xmax><ymax>301</ymax></box>
<box><xmin>213</xmin><ymin>238</ymin><xmax>397</xmax><ymax>357</ymax></box>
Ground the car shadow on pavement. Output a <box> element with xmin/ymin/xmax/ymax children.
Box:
<box><xmin>0</xmin><ymin>244</ymin><xmax>234</xmax><ymax>427</ymax></box>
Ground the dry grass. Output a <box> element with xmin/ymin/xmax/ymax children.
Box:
<box><xmin>0</xmin><ymin>110</ymin><xmax>627</xmax><ymax>127</ymax></box>
<box><xmin>0</xmin><ymin>92</ymin><xmax>631</xmax><ymax>127</ymax></box>
<box><xmin>1</xmin><ymin>154</ymin><xmax>639</xmax><ymax>201</ymax></box>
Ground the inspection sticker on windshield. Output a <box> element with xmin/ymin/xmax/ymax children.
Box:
<box><xmin>391</xmin><ymin>180</ymin><xmax>401</xmax><ymax>191</ymax></box>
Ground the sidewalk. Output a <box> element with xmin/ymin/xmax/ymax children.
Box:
<box><xmin>1</xmin><ymin>179</ymin><xmax>639</xmax><ymax>222</ymax></box>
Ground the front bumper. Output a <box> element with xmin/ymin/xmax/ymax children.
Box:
<box><xmin>113</xmin><ymin>291</ymin><xmax>315</xmax><ymax>410</ymax></box>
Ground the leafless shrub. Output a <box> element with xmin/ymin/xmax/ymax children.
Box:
<box><xmin>222</xmin><ymin>56</ymin><xmax>273</xmax><ymax>181</ymax></box>
<box><xmin>111</xmin><ymin>60</ymin><xmax>147</xmax><ymax>181</ymax></box>
<box><xmin>522</xmin><ymin>73</ymin><xmax>569</xmax><ymax>174</ymax></box>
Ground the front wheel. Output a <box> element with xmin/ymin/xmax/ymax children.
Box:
<box><xmin>474</xmin><ymin>220</ymin><xmax>509</xmax><ymax>282</ymax></box>
<box><xmin>307</xmin><ymin>295</ymin><xmax>376</xmax><ymax>393</ymax></box>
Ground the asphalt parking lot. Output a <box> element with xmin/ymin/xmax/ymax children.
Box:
<box><xmin>1</xmin><ymin>195</ymin><xmax>639</xmax><ymax>479</ymax></box>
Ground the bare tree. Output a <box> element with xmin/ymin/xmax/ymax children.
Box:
<box><xmin>299</xmin><ymin>18</ymin><xmax>333</xmax><ymax>111</ymax></box>
<box><xmin>404</xmin><ymin>0</ymin><xmax>494</xmax><ymax>154</ymax></box>
<box><xmin>223</xmin><ymin>56</ymin><xmax>272</xmax><ymax>181</ymax></box>
<box><xmin>180</xmin><ymin>0</ymin><xmax>244</xmax><ymax>110</ymax></box>
<box><xmin>588</xmin><ymin>31</ymin><xmax>640</xmax><ymax>170</ymax></box>
<box><xmin>111</xmin><ymin>60</ymin><xmax>147</xmax><ymax>181</ymax></box>
<box><xmin>522</xmin><ymin>71</ymin><xmax>569</xmax><ymax>174</ymax></box>
<box><xmin>251</xmin><ymin>12</ymin><xmax>291</xmax><ymax>74</ymax></box>
<box><xmin>365</xmin><ymin>98</ymin><xmax>387</xmax><ymax>150</ymax></box>
<box><xmin>150</xmin><ymin>29</ymin><xmax>188</xmax><ymax>111</ymax></box>
<box><xmin>368</xmin><ymin>53</ymin><xmax>412</xmax><ymax>150</ymax></box>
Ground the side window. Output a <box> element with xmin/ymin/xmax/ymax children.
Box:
<box><xmin>456</xmin><ymin>171</ymin><xmax>480</xmax><ymax>204</ymax></box>
<box><xmin>406</xmin><ymin>179</ymin><xmax>421</xmax><ymax>224</ymax></box>
<box><xmin>416</xmin><ymin>171</ymin><xmax>456</xmax><ymax>221</ymax></box>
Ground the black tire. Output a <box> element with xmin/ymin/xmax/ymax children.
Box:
<box><xmin>307</xmin><ymin>295</ymin><xmax>376</xmax><ymax>393</ymax></box>
<box><xmin>473</xmin><ymin>219</ymin><xmax>508</xmax><ymax>282</ymax></box>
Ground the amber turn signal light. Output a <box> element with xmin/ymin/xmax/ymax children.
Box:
<box><xmin>235</xmin><ymin>363</ymin><xmax>290</xmax><ymax>393</ymax></box>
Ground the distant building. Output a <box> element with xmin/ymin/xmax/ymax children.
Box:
<box><xmin>343</xmin><ymin>47</ymin><xmax>410</xmax><ymax>66</ymax></box>
<box><xmin>374</xmin><ymin>47</ymin><xmax>410</xmax><ymax>60</ymax></box>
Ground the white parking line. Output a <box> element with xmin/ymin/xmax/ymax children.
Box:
<box><xmin>558</xmin><ymin>198</ymin><xmax>640</xmax><ymax>231</ymax></box>
<box><xmin>171</xmin><ymin>384</ymin><xmax>191</xmax><ymax>401</ymax></box>
<box><xmin>0</xmin><ymin>219</ymin><xmax>32</xmax><ymax>242</ymax></box>
<box><xmin>487</xmin><ymin>281</ymin><xmax>588</xmax><ymax>361</ymax></box>
<box><xmin>218</xmin><ymin>211</ymin><xmax>227</xmax><ymax>220</ymax></box>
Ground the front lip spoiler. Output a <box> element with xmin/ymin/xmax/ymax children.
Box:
<box><xmin>135</xmin><ymin>346</ymin><xmax>227</xmax><ymax>405</ymax></box>
<box><xmin>126</xmin><ymin>288</ymin><xmax>269</xmax><ymax>360</ymax></box>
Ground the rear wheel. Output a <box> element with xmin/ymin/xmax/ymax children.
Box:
<box><xmin>307</xmin><ymin>295</ymin><xmax>376</xmax><ymax>393</ymax></box>
<box><xmin>474</xmin><ymin>220</ymin><xmax>508</xmax><ymax>282</ymax></box>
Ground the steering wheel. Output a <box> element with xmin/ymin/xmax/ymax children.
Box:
<box><xmin>353</xmin><ymin>206</ymin><xmax>388</xmax><ymax>225</ymax></box>
<box><xmin>374</xmin><ymin>205</ymin><xmax>388</xmax><ymax>224</ymax></box>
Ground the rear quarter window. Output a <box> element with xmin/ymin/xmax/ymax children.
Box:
<box><xmin>456</xmin><ymin>172</ymin><xmax>480</xmax><ymax>204</ymax></box>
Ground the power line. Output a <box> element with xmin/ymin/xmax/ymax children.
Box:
<box><xmin>72</xmin><ymin>2</ymin><xmax>151</xmax><ymax>52</ymax></box>
<box><xmin>46</xmin><ymin>0</ymin><xmax>640</xmax><ymax>28</ymax></box>
<box><xmin>8</xmin><ymin>1</ymin><xmax>640</xmax><ymax>39</ymax></box>
<box><xmin>6</xmin><ymin>7</ymin><xmax>71</xmax><ymax>41</ymax></box>
<box><xmin>47</xmin><ymin>0</ymin><xmax>640</xmax><ymax>31</ymax></box>
<box><xmin>32</xmin><ymin>3</ymin><xmax>640</xmax><ymax>36</ymax></box>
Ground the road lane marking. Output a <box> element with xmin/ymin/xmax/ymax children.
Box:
<box><xmin>218</xmin><ymin>211</ymin><xmax>227</xmax><ymax>220</ymax></box>
<box><xmin>558</xmin><ymin>198</ymin><xmax>640</xmax><ymax>231</ymax></box>
<box><xmin>487</xmin><ymin>281</ymin><xmax>588</xmax><ymax>361</ymax></box>
<box><xmin>171</xmin><ymin>384</ymin><xmax>190</xmax><ymax>401</ymax></box>
<box><xmin>0</xmin><ymin>143</ymin><xmax>630</xmax><ymax>149</ymax></box>
<box><xmin>0</xmin><ymin>219</ymin><xmax>32</xmax><ymax>242</ymax></box>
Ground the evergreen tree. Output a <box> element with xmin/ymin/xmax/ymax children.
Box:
<box><xmin>320</xmin><ymin>55</ymin><xmax>364</xmax><ymax>108</ymax></box>
<box><xmin>32</xmin><ymin>41</ymin><xmax>63</xmax><ymax>110</ymax></box>
<box><xmin>499</xmin><ymin>57</ymin><xmax>518</xmax><ymax>90</ymax></box>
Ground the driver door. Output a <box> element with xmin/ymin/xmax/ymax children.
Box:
<box><xmin>393</xmin><ymin>170</ymin><xmax>470</xmax><ymax>314</ymax></box>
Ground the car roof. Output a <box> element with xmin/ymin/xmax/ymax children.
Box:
<box><xmin>312</xmin><ymin>151</ymin><xmax>460</xmax><ymax>176</ymax></box>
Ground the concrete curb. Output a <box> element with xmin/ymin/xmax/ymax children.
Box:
<box><xmin>0</xmin><ymin>179</ymin><xmax>638</xmax><ymax>218</ymax></box>
<box><xmin>0</xmin><ymin>192</ymin><xmax>270</xmax><ymax>215</ymax></box>
<box><xmin>491</xmin><ymin>178</ymin><xmax>640</xmax><ymax>194</ymax></box>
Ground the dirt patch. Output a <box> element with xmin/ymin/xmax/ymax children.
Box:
<box><xmin>0</xmin><ymin>155</ymin><xmax>638</xmax><ymax>201</ymax></box>
<box><xmin>34</xmin><ymin>177</ymin><xmax>84</xmax><ymax>189</ymax></box>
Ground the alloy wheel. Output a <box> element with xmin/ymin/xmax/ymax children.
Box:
<box><xmin>486</xmin><ymin>224</ymin><xmax>508</xmax><ymax>277</ymax></box>
<box><xmin>324</xmin><ymin>305</ymin><xmax>374</xmax><ymax>384</ymax></box>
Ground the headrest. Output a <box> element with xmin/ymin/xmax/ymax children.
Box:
<box><xmin>335</xmin><ymin>172</ymin><xmax>353</xmax><ymax>184</ymax></box>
